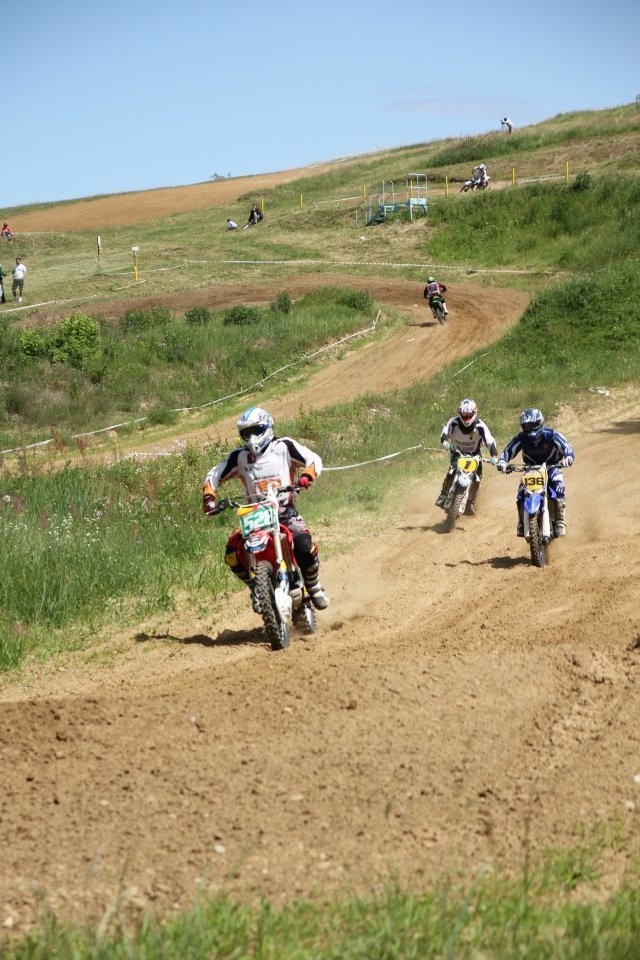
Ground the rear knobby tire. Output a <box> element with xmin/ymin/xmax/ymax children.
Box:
<box><xmin>528</xmin><ymin>514</ymin><xmax>547</xmax><ymax>568</ymax></box>
<box><xmin>444</xmin><ymin>489</ymin><xmax>465</xmax><ymax>533</ymax></box>
<box><xmin>254</xmin><ymin>560</ymin><xmax>290</xmax><ymax>650</ymax></box>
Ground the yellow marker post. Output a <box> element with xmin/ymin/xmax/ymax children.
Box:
<box><xmin>363</xmin><ymin>185</ymin><xmax>366</xmax><ymax>203</ymax></box>
<box><xmin>445</xmin><ymin>176</ymin><xmax>449</xmax><ymax>198</ymax></box>
<box><xmin>132</xmin><ymin>246</ymin><xmax>139</xmax><ymax>281</ymax></box>
<box><xmin>300</xmin><ymin>193</ymin><xmax>303</xmax><ymax>208</ymax></box>
<box><xmin>512</xmin><ymin>167</ymin><xmax>515</xmax><ymax>185</ymax></box>
<box><xmin>565</xmin><ymin>160</ymin><xmax>569</xmax><ymax>182</ymax></box>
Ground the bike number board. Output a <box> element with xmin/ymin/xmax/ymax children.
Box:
<box><xmin>522</xmin><ymin>470</ymin><xmax>545</xmax><ymax>489</ymax></box>
<box><xmin>238</xmin><ymin>501</ymin><xmax>279</xmax><ymax>537</ymax></box>
<box><xmin>458</xmin><ymin>457</ymin><xmax>478</xmax><ymax>473</ymax></box>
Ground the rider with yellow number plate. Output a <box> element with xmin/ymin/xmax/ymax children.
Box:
<box><xmin>497</xmin><ymin>408</ymin><xmax>575</xmax><ymax>537</ymax></box>
<box><xmin>436</xmin><ymin>399</ymin><xmax>498</xmax><ymax>516</ymax></box>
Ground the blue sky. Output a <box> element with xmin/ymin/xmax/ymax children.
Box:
<box><xmin>6</xmin><ymin>0</ymin><xmax>639</xmax><ymax>209</ymax></box>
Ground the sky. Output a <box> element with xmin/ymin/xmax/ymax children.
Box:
<box><xmin>5</xmin><ymin>0</ymin><xmax>639</xmax><ymax>209</ymax></box>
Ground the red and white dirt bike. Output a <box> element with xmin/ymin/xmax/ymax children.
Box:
<box><xmin>214</xmin><ymin>484</ymin><xmax>317</xmax><ymax>650</ymax></box>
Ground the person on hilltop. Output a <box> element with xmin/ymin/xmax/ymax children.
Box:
<box><xmin>202</xmin><ymin>406</ymin><xmax>330</xmax><ymax>611</ymax></box>
<box><xmin>501</xmin><ymin>116</ymin><xmax>513</xmax><ymax>134</ymax></box>
<box><xmin>11</xmin><ymin>256</ymin><xmax>26</xmax><ymax>302</ymax></box>
<box><xmin>423</xmin><ymin>275</ymin><xmax>448</xmax><ymax>317</ymax></box>
<box><xmin>497</xmin><ymin>408</ymin><xmax>574</xmax><ymax>537</ymax></box>
<box><xmin>436</xmin><ymin>399</ymin><xmax>498</xmax><ymax>515</ymax></box>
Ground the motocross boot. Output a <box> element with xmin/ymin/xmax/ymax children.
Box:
<box><xmin>303</xmin><ymin>560</ymin><xmax>329</xmax><ymax>610</ymax></box>
<box><xmin>516</xmin><ymin>502</ymin><xmax>525</xmax><ymax>537</ymax></box>
<box><xmin>248</xmin><ymin>580</ymin><xmax>262</xmax><ymax>614</ymax></box>
<box><xmin>554</xmin><ymin>498</ymin><xmax>567</xmax><ymax>537</ymax></box>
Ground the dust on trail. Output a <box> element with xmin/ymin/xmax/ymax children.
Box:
<box><xmin>1</xmin><ymin>277</ymin><xmax>639</xmax><ymax>934</ymax></box>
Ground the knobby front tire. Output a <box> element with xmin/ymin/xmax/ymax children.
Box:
<box><xmin>254</xmin><ymin>560</ymin><xmax>290</xmax><ymax>650</ymax></box>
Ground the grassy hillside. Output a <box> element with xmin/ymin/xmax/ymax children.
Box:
<box><xmin>2</xmin><ymin>103</ymin><xmax>640</xmax><ymax>957</ymax></box>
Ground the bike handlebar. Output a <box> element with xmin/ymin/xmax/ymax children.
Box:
<box><xmin>210</xmin><ymin>483</ymin><xmax>302</xmax><ymax>515</ymax></box>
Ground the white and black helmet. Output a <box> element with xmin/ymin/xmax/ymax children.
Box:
<box><xmin>457</xmin><ymin>398</ymin><xmax>478</xmax><ymax>430</ymax></box>
<box><xmin>237</xmin><ymin>406</ymin><xmax>275</xmax><ymax>455</ymax></box>
<box><xmin>519</xmin><ymin>407</ymin><xmax>544</xmax><ymax>438</ymax></box>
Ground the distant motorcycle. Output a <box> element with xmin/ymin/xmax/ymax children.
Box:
<box><xmin>429</xmin><ymin>293</ymin><xmax>447</xmax><ymax>324</ymax></box>
<box><xmin>505</xmin><ymin>463</ymin><xmax>557</xmax><ymax>567</ymax></box>
<box><xmin>213</xmin><ymin>484</ymin><xmax>317</xmax><ymax>650</ymax></box>
<box><xmin>460</xmin><ymin>175</ymin><xmax>490</xmax><ymax>192</ymax></box>
<box><xmin>441</xmin><ymin>449</ymin><xmax>496</xmax><ymax>532</ymax></box>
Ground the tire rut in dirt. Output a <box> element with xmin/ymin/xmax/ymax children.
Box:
<box><xmin>254</xmin><ymin>560</ymin><xmax>290</xmax><ymax>650</ymax></box>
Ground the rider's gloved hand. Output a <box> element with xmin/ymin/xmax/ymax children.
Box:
<box><xmin>442</xmin><ymin>440</ymin><xmax>452</xmax><ymax>451</ymax></box>
<box><xmin>297</xmin><ymin>474</ymin><xmax>312</xmax><ymax>489</ymax></box>
<box><xmin>559</xmin><ymin>456</ymin><xmax>574</xmax><ymax>468</ymax></box>
<box><xmin>203</xmin><ymin>494</ymin><xmax>221</xmax><ymax>516</ymax></box>
<box><xmin>490</xmin><ymin>457</ymin><xmax>499</xmax><ymax>466</ymax></box>
<box><xmin>497</xmin><ymin>460</ymin><xmax>508</xmax><ymax>473</ymax></box>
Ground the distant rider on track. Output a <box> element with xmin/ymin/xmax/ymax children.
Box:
<box><xmin>423</xmin><ymin>276</ymin><xmax>448</xmax><ymax>317</ymax></box>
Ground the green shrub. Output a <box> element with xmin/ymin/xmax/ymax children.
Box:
<box><xmin>19</xmin><ymin>329</ymin><xmax>48</xmax><ymax>359</ymax></box>
<box><xmin>49</xmin><ymin>314</ymin><xmax>102</xmax><ymax>369</ymax></box>
<box><xmin>122</xmin><ymin>306</ymin><xmax>172</xmax><ymax>331</ymax></box>
<box><xmin>222</xmin><ymin>304</ymin><xmax>261</xmax><ymax>326</ymax></box>
<box><xmin>270</xmin><ymin>291</ymin><xmax>293</xmax><ymax>314</ymax></box>
<box><xmin>184</xmin><ymin>306</ymin><xmax>214</xmax><ymax>325</ymax></box>
<box><xmin>336</xmin><ymin>289</ymin><xmax>374</xmax><ymax>312</ymax></box>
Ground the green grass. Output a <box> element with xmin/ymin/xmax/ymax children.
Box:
<box><xmin>4</xmin><ymin>848</ymin><xmax>640</xmax><ymax>958</ymax></box>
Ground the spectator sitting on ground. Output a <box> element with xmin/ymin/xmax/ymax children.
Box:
<box><xmin>243</xmin><ymin>203</ymin><xmax>264</xmax><ymax>228</ymax></box>
<box><xmin>1</xmin><ymin>222</ymin><xmax>13</xmax><ymax>238</ymax></box>
<box><xmin>227</xmin><ymin>218</ymin><xmax>238</xmax><ymax>230</ymax></box>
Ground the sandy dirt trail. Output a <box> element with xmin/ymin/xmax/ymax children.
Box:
<box><xmin>1</xmin><ymin>273</ymin><xmax>639</xmax><ymax>934</ymax></box>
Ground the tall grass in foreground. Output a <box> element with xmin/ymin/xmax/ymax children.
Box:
<box><xmin>0</xmin><ymin>259</ymin><xmax>638</xmax><ymax>673</ymax></box>
<box><xmin>4</xmin><ymin>856</ymin><xmax>640</xmax><ymax>959</ymax></box>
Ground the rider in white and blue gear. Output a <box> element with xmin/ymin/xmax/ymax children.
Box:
<box><xmin>497</xmin><ymin>408</ymin><xmax>575</xmax><ymax>537</ymax></box>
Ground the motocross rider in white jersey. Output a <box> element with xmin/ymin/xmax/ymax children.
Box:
<box><xmin>436</xmin><ymin>398</ymin><xmax>498</xmax><ymax>515</ymax></box>
<box><xmin>202</xmin><ymin>406</ymin><xmax>329</xmax><ymax>610</ymax></box>
<box><xmin>472</xmin><ymin>163</ymin><xmax>488</xmax><ymax>186</ymax></box>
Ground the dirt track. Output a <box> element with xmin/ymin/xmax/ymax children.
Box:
<box><xmin>1</xmin><ymin>268</ymin><xmax>640</xmax><ymax>934</ymax></box>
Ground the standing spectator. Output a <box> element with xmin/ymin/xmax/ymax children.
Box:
<box><xmin>11</xmin><ymin>256</ymin><xmax>26</xmax><ymax>302</ymax></box>
<box><xmin>501</xmin><ymin>116</ymin><xmax>513</xmax><ymax>134</ymax></box>
<box><xmin>0</xmin><ymin>260</ymin><xmax>6</xmax><ymax>303</ymax></box>
<box><xmin>227</xmin><ymin>218</ymin><xmax>238</xmax><ymax>230</ymax></box>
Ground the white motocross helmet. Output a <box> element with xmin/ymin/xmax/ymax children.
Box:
<box><xmin>236</xmin><ymin>406</ymin><xmax>275</xmax><ymax>455</ymax></box>
<box><xmin>457</xmin><ymin>398</ymin><xmax>478</xmax><ymax>430</ymax></box>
